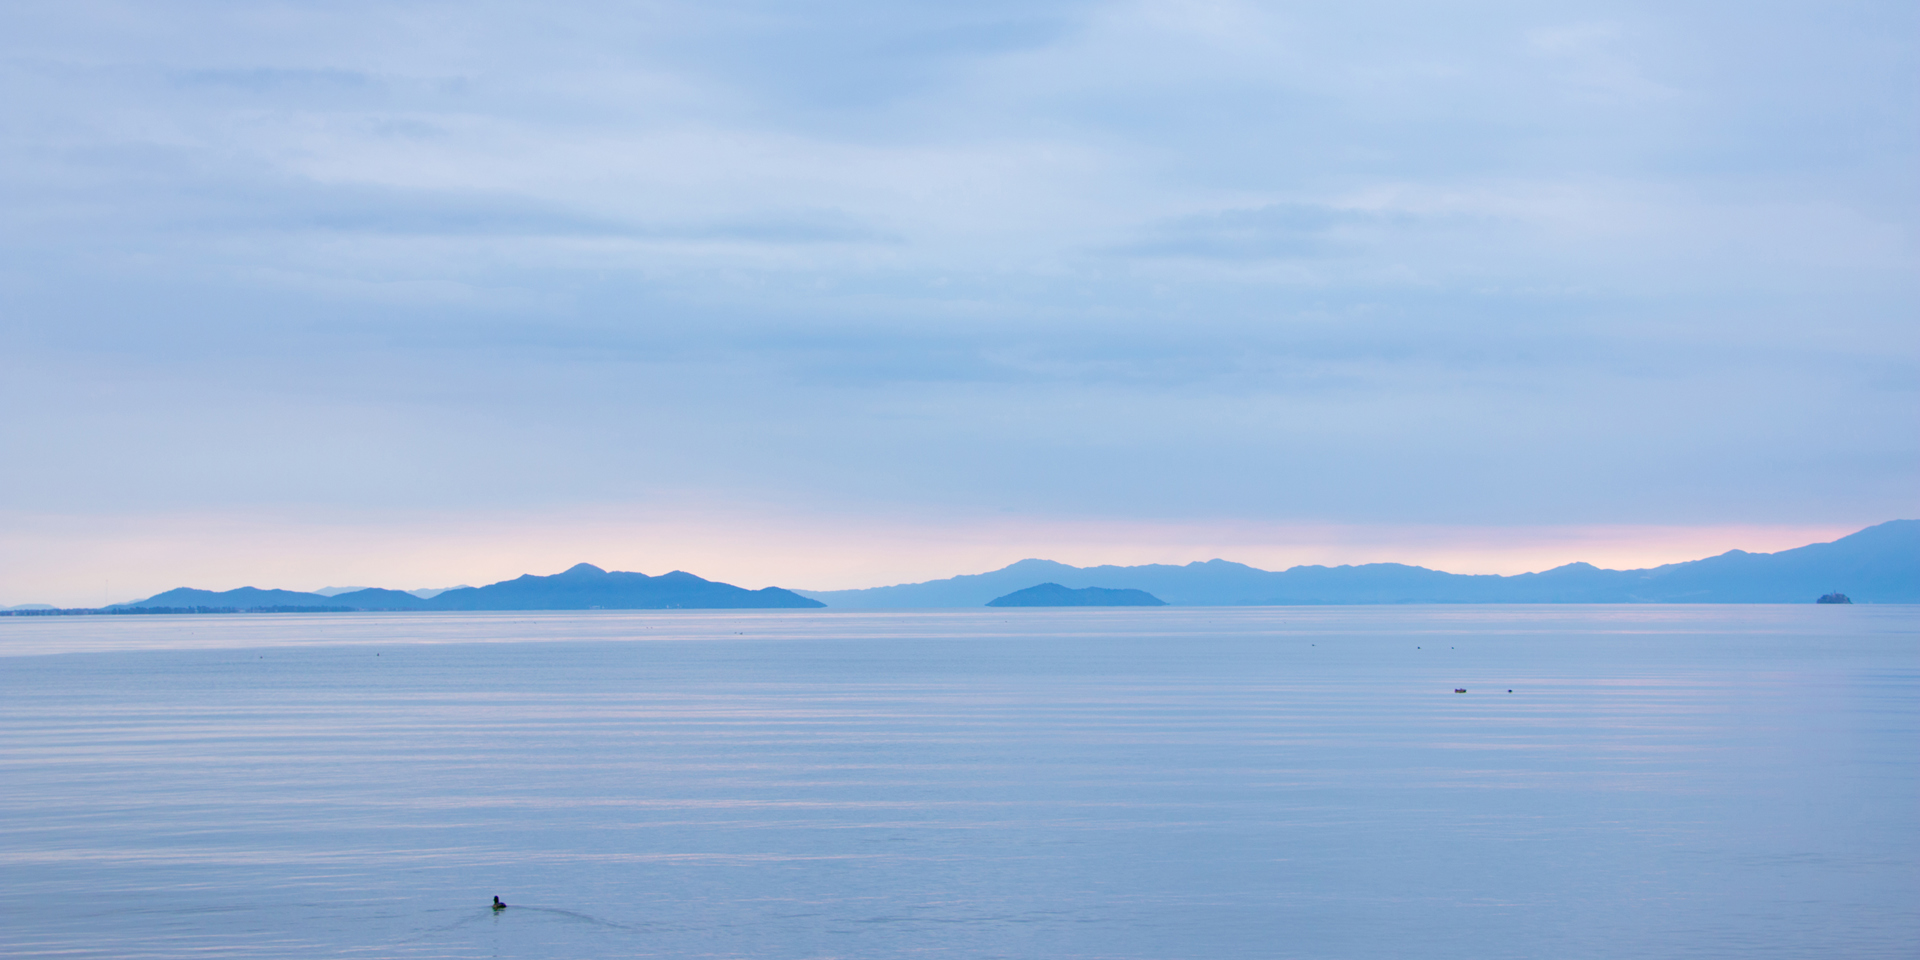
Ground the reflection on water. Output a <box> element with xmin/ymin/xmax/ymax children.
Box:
<box><xmin>2</xmin><ymin>607</ymin><xmax>1915</xmax><ymax>959</ymax></box>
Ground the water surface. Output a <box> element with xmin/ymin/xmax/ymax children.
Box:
<box><xmin>2</xmin><ymin>606</ymin><xmax>1914</xmax><ymax>958</ymax></box>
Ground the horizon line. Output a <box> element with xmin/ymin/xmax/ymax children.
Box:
<box><xmin>10</xmin><ymin>519</ymin><xmax>1906</xmax><ymax>610</ymax></box>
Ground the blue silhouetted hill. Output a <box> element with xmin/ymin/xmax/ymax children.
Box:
<box><xmin>986</xmin><ymin>583</ymin><xmax>1168</xmax><ymax>607</ymax></box>
<box><xmin>113</xmin><ymin>564</ymin><xmax>824</xmax><ymax>611</ymax></box>
<box><xmin>421</xmin><ymin>563</ymin><xmax>822</xmax><ymax>609</ymax></box>
<box><xmin>798</xmin><ymin>520</ymin><xmax>1919</xmax><ymax>606</ymax></box>
<box><xmin>111</xmin><ymin>586</ymin><xmax>362</xmax><ymax>610</ymax></box>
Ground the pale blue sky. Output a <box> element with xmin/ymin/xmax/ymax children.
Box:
<box><xmin>2</xmin><ymin>0</ymin><xmax>1914</xmax><ymax>603</ymax></box>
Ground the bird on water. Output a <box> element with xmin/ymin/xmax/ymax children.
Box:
<box><xmin>492</xmin><ymin>897</ymin><xmax>507</xmax><ymax>911</ymax></box>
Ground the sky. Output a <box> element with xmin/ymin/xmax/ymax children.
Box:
<box><xmin>2</xmin><ymin>0</ymin><xmax>1915</xmax><ymax>605</ymax></box>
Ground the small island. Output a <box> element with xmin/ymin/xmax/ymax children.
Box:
<box><xmin>1816</xmin><ymin>592</ymin><xmax>1853</xmax><ymax>604</ymax></box>
<box><xmin>986</xmin><ymin>583</ymin><xmax>1168</xmax><ymax>607</ymax></box>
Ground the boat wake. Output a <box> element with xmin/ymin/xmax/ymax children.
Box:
<box><xmin>505</xmin><ymin>905</ymin><xmax>643</xmax><ymax>931</ymax></box>
<box><xmin>391</xmin><ymin>903</ymin><xmax>644</xmax><ymax>947</ymax></box>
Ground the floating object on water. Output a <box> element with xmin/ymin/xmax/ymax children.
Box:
<box><xmin>492</xmin><ymin>896</ymin><xmax>507</xmax><ymax>911</ymax></box>
<box><xmin>1454</xmin><ymin>688</ymin><xmax>1466</xmax><ymax>694</ymax></box>
<box><xmin>1817</xmin><ymin>592</ymin><xmax>1852</xmax><ymax>604</ymax></box>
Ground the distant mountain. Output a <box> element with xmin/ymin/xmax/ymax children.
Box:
<box><xmin>113</xmin><ymin>586</ymin><xmax>359</xmax><ymax>609</ymax></box>
<box><xmin>83</xmin><ymin>521</ymin><xmax>1920</xmax><ymax>612</ymax></box>
<box><xmin>114</xmin><ymin>564</ymin><xmax>823</xmax><ymax>611</ymax></box>
<box><xmin>330</xmin><ymin>588</ymin><xmax>433</xmax><ymax>609</ymax></box>
<box><xmin>987</xmin><ymin>584</ymin><xmax>1168</xmax><ymax>607</ymax></box>
<box><xmin>420</xmin><ymin>564</ymin><xmax>821</xmax><ymax>610</ymax></box>
<box><xmin>799</xmin><ymin>520</ymin><xmax>1919</xmax><ymax>606</ymax></box>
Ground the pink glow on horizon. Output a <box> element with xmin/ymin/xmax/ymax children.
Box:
<box><xmin>0</xmin><ymin>506</ymin><xmax>1874</xmax><ymax>608</ymax></box>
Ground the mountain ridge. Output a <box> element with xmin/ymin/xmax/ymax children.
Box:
<box><xmin>32</xmin><ymin>521</ymin><xmax>1918</xmax><ymax>612</ymax></box>
<box><xmin>797</xmin><ymin>520</ymin><xmax>1919</xmax><ymax>607</ymax></box>
<box><xmin>112</xmin><ymin>563</ymin><xmax>823</xmax><ymax>611</ymax></box>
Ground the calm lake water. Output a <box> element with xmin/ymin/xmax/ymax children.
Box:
<box><xmin>1</xmin><ymin>606</ymin><xmax>1914</xmax><ymax>959</ymax></box>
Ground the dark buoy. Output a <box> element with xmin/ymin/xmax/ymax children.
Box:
<box><xmin>492</xmin><ymin>896</ymin><xmax>507</xmax><ymax>911</ymax></box>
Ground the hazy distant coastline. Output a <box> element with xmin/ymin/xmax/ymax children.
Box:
<box><xmin>4</xmin><ymin>521</ymin><xmax>1913</xmax><ymax>614</ymax></box>
<box><xmin>801</xmin><ymin>520</ymin><xmax>1918</xmax><ymax>607</ymax></box>
<box><xmin>5</xmin><ymin>563</ymin><xmax>822</xmax><ymax>615</ymax></box>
